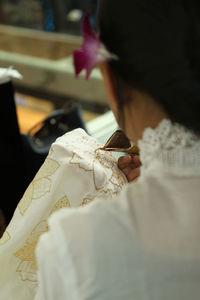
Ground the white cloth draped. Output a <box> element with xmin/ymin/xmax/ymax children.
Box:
<box><xmin>0</xmin><ymin>129</ymin><xmax>126</xmax><ymax>300</ymax></box>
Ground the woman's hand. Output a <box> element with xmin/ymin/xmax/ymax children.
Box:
<box><xmin>118</xmin><ymin>155</ymin><xmax>141</xmax><ymax>182</ymax></box>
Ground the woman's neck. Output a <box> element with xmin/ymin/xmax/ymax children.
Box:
<box><xmin>123</xmin><ymin>90</ymin><xmax>168</xmax><ymax>144</ymax></box>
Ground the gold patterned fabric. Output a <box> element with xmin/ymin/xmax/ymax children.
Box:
<box><xmin>0</xmin><ymin>129</ymin><xmax>126</xmax><ymax>300</ymax></box>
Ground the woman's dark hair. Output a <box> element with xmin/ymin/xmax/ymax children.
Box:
<box><xmin>98</xmin><ymin>0</ymin><xmax>200</xmax><ymax>135</ymax></box>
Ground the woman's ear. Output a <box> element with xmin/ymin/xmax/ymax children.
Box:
<box><xmin>100</xmin><ymin>62</ymin><xmax>119</xmax><ymax>118</ymax></box>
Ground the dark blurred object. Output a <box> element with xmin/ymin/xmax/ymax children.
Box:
<box><xmin>41</xmin><ymin>0</ymin><xmax>54</xmax><ymax>31</ymax></box>
<box><xmin>0</xmin><ymin>0</ymin><xmax>44</xmax><ymax>30</ymax></box>
<box><xmin>0</xmin><ymin>80</ymin><xmax>29</xmax><ymax>224</ymax></box>
<box><xmin>0</xmin><ymin>209</ymin><xmax>6</xmax><ymax>238</ymax></box>
<box><xmin>44</xmin><ymin>0</ymin><xmax>98</xmax><ymax>34</ymax></box>
<box><xmin>0</xmin><ymin>0</ymin><xmax>98</xmax><ymax>34</ymax></box>
<box><xmin>22</xmin><ymin>102</ymin><xmax>87</xmax><ymax>184</ymax></box>
<box><xmin>0</xmin><ymin>0</ymin><xmax>6</xmax><ymax>24</ymax></box>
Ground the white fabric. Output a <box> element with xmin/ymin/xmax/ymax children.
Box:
<box><xmin>0</xmin><ymin>67</ymin><xmax>22</xmax><ymax>85</ymax></box>
<box><xmin>0</xmin><ymin>129</ymin><xmax>126</xmax><ymax>300</ymax></box>
<box><xmin>139</xmin><ymin>119</ymin><xmax>200</xmax><ymax>176</ymax></box>
<box><xmin>34</xmin><ymin>119</ymin><xmax>200</xmax><ymax>300</ymax></box>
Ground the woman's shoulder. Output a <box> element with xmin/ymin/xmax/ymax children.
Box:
<box><xmin>40</xmin><ymin>186</ymin><xmax>138</xmax><ymax>255</ymax></box>
<box><xmin>49</xmin><ymin>189</ymin><xmax>134</xmax><ymax>236</ymax></box>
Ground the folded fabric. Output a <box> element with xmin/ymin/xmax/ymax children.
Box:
<box><xmin>0</xmin><ymin>128</ymin><xmax>127</xmax><ymax>300</ymax></box>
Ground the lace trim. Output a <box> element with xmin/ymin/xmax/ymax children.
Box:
<box><xmin>138</xmin><ymin>119</ymin><xmax>200</xmax><ymax>176</ymax></box>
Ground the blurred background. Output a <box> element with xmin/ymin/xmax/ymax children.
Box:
<box><xmin>0</xmin><ymin>0</ymin><xmax>109</xmax><ymax>134</ymax></box>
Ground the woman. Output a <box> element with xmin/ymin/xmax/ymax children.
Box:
<box><xmin>28</xmin><ymin>0</ymin><xmax>200</xmax><ymax>299</ymax></box>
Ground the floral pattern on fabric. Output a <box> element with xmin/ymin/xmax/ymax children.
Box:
<box><xmin>15</xmin><ymin>196</ymin><xmax>70</xmax><ymax>282</ymax></box>
<box><xmin>18</xmin><ymin>158</ymin><xmax>60</xmax><ymax>215</ymax></box>
<box><xmin>15</xmin><ymin>220</ymin><xmax>48</xmax><ymax>282</ymax></box>
<box><xmin>66</xmin><ymin>130</ymin><xmax>126</xmax><ymax>195</ymax></box>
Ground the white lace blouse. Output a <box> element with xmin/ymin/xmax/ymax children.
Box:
<box><xmin>32</xmin><ymin>119</ymin><xmax>200</xmax><ymax>300</ymax></box>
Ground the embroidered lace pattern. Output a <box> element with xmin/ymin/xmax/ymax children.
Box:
<box><xmin>138</xmin><ymin>119</ymin><xmax>200</xmax><ymax>176</ymax></box>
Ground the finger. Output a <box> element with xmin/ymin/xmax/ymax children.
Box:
<box><xmin>125</xmin><ymin>162</ymin><xmax>141</xmax><ymax>170</ymax></box>
<box><xmin>131</xmin><ymin>155</ymin><xmax>141</xmax><ymax>165</ymax></box>
<box><xmin>118</xmin><ymin>155</ymin><xmax>132</xmax><ymax>169</ymax></box>
<box><xmin>120</xmin><ymin>165</ymin><xmax>134</xmax><ymax>177</ymax></box>
<box><xmin>127</xmin><ymin>167</ymin><xmax>140</xmax><ymax>182</ymax></box>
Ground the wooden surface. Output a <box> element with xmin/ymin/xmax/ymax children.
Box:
<box><xmin>0</xmin><ymin>24</ymin><xmax>82</xmax><ymax>60</ymax></box>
